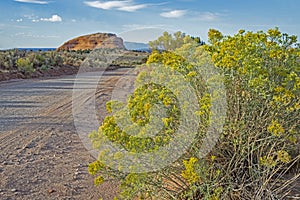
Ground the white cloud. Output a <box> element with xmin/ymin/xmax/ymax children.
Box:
<box><xmin>84</xmin><ymin>0</ymin><xmax>147</xmax><ymax>12</ymax></box>
<box><xmin>84</xmin><ymin>0</ymin><xmax>128</xmax><ymax>9</ymax></box>
<box><xmin>40</xmin><ymin>15</ymin><xmax>62</xmax><ymax>22</ymax></box>
<box><xmin>197</xmin><ymin>12</ymin><xmax>219</xmax><ymax>21</ymax></box>
<box><xmin>160</xmin><ymin>10</ymin><xmax>187</xmax><ymax>18</ymax></box>
<box><xmin>14</xmin><ymin>0</ymin><xmax>49</xmax><ymax>4</ymax></box>
<box><xmin>117</xmin><ymin>4</ymin><xmax>147</xmax><ymax>12</ymax></box>
<box><xmin>16</xmin><ymin>19</ymin><xmax>23</xmax><ymax>22</ymax></box>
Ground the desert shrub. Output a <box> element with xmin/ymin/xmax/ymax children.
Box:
<box><xmin>26</xmin><ymin>52</ymin><xmax>45</xmax><ymax>68</ymax></box>
<box><xmin>40</xmin><ymin>64</ymin><xmax>48</xmax><ymax>71</ymax></box>
<box><xmin>16</xmin><ymin>57</ymin><xmax>35</xmax><ymax>76</ymax></box>
<box><xmin>89</xmin><ymin>28</ymin><xmax>299</xmax><ymax>199</ymax></box>
<box><xmin>60</xmin><ymin>50</ymin><xmax>89</xmax><ymax>66</ymax></box>
<box><xmin>149</xmin><ymin>31</ymin><xmax>204</xmax><ymax>51</ymax></box>
<box><xmin>195</xmin><ymin>28</ymin><xmax>300</xmax><ymax>199</ymax></box>
<box><xmin>89</xmin><ymin>45</ymin><xmax>210</xmax><ymax>199</ymax></box>
<box><xmin>0</xmin><ymin>49</ymin><xmax>21</xmax><ymax>71</ymax></box>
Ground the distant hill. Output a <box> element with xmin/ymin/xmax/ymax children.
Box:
<box><xmin>124</xmin><ymin>42</ymin><xmax>150</xmax><ymax>52</ymax></box>
<box><xmin>57</xmin><ymin>33</ymin><xmax>125</xmax><ymax>51</ymax></box>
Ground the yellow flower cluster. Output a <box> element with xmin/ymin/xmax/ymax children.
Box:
<box><xmin>182</xmin><ymin>157</ymin><xmax>200</xmax><ymax>184</ymax></box>
<box><xmin>267</xmin><ymin>119</ymin><xmax>285</xmax><ymax>137</ymax></box>
<box><xmin>260</xmin><ymin>150</ymin><xmax>291</xmax><ymax>168</ymax></box>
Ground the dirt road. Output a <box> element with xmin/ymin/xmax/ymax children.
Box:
<box><xmin>0</xmin><ymin>69</ymin><xmax>131</xmax><ymax>200</ymax></box>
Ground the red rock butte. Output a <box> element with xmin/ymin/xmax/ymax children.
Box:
<box><xmin>57</xmin><ymin>32</ymin><xmax>126</xmax><ymax>51</ymax></box>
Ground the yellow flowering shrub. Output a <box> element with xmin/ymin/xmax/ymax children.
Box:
<box><xmin>88</xmin><ymin>28</ymin><xmax>299</xmax><ymax>200</ymax></box>
<box><xmin>204</xmin><ymin>27</ymin><xmax>299</xmax><ymax>199</ymax></box>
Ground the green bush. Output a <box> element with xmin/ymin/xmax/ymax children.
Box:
<box><xmin>40</xmin><ymin>64</ymin><xmax>48</xmax><ymax>71</ymax></box>
<box><xmin>16</xmin><ymin>57</ymin><xmax>35</xmax><ymax>76</ymax></box>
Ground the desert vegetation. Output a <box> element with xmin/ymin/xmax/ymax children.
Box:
<box><xmin>88</xmin><ymin>28</ymin><xmax>299</xmax><ymax>199</ymax></box>
<box><xmin>0</xmin><ymin>48</ymin><xmax>148</xmax><ymax>81</ymax></box>
<box><xmin>149</xmin><ymin>31</ymin><xmax>204</xmax><ymax>51</ymax></box>
<box><xmin>0</xmin><ymin>49</ymin><xmax>83</xmax><ymax>80</ymax></box>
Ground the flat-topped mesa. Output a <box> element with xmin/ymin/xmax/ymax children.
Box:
<box><xmin>57</xmin><ymin>32</ymin><xmax>126</xmax><ymax>51</ymax></box>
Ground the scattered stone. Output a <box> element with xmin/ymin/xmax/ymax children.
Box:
<box><xmin>11</xmin><ymin>189</ymin><xmax>17</xmax><ymax>192</ymax></box>
<box><xmin>48</xmin><ymin>189</ymin><xmax>56</xmax><ymax>194</ymax></box>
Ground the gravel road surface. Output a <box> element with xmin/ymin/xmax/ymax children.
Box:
<box><xmin>0</xmin><ymin>69</ymin><xmax>132</xmax><ymax>200</ymax></box>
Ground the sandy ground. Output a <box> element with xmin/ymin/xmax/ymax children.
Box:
<box><xmin>0</xmin><ymin>68</ymin><xmax>132</xmax><ymax>200</ymax></box>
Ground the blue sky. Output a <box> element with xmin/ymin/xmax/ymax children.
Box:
<box><xmin>0</xmin><ymin>0</ymin><xmax>299</xmax><ymax>48</ymax></box>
